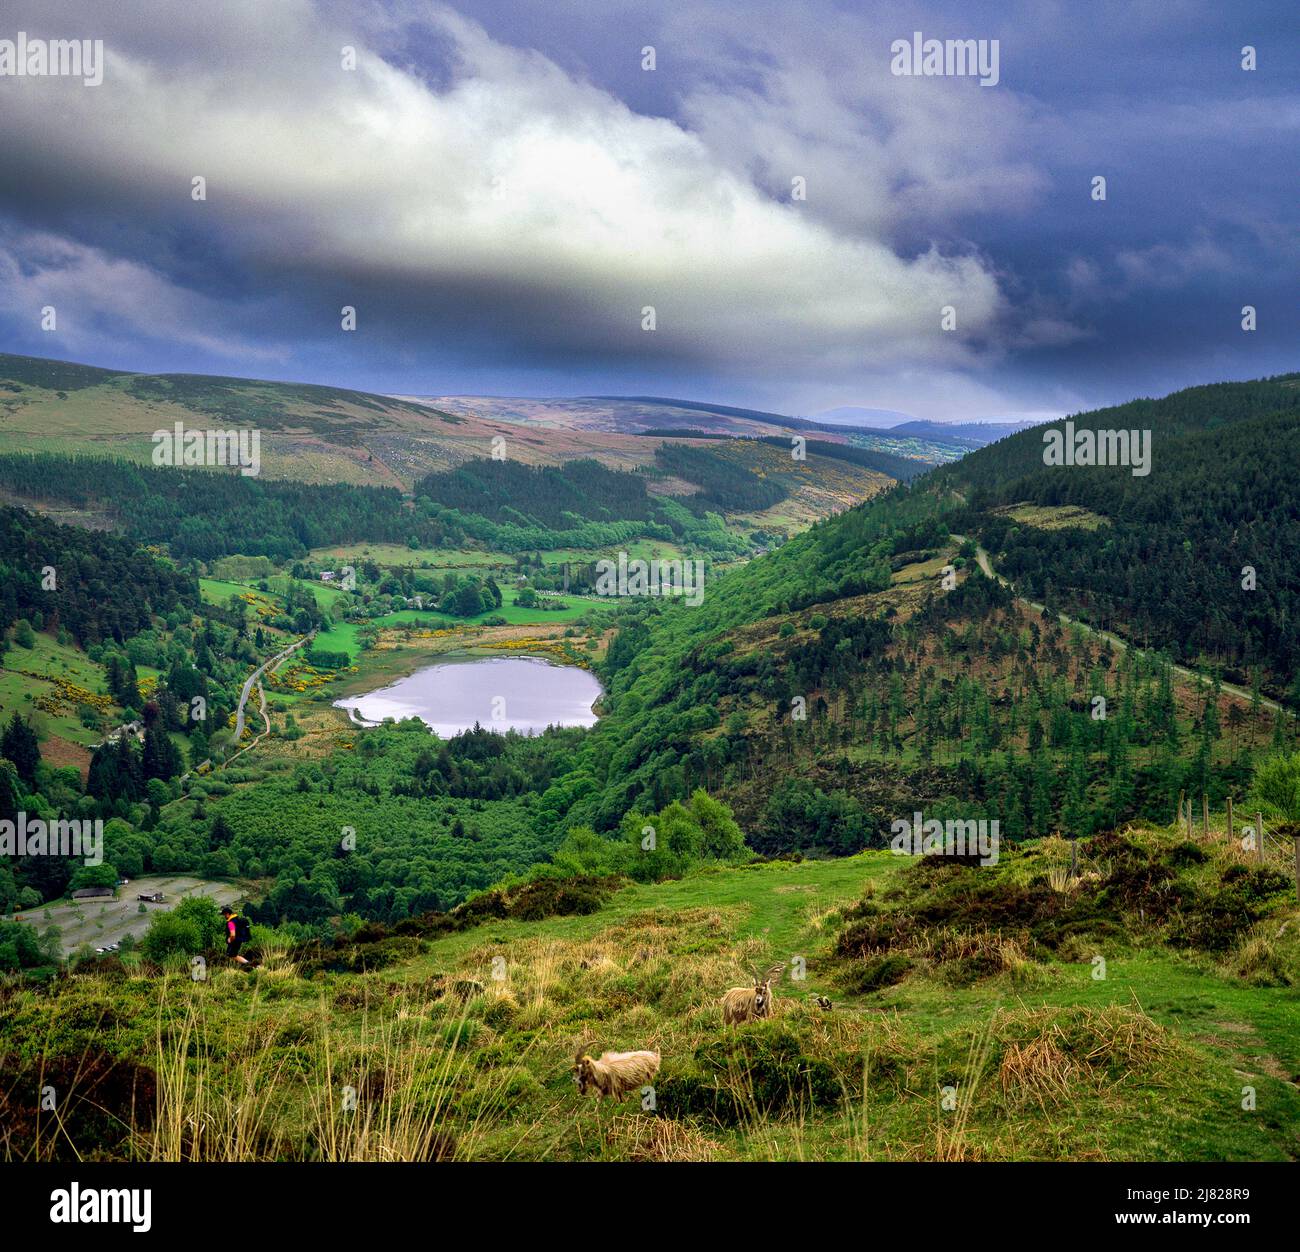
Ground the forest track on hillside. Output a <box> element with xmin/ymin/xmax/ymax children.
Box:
<box><xmin>951</xmin><ymin>536</ymin><xmax>1284</xmax><ymax>716</ymax></box>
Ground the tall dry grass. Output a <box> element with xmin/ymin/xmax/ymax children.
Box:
<box><xmin>136</xmin><ymin>973</ymin><xmax>519</xmax><ymax>1161</ymax></box>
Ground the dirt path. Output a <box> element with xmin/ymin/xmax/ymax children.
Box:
<box><xmin>953</xmin><ymin>536</ymin><xmax>1284</xmax><ymax>715</ymax></box>
<box><xmin>225</xmin><ymin>680</ymin><xmax>273</xmax><ymax>767</ymax></box>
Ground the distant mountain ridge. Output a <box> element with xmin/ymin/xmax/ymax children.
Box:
<box><xmin>889</xmin><ymin>419</ymin><xmax>1037</xmax><ymax>446</ymax></box>
<box><xmin>423</xmin><ymin>392</ymin><xmax>1029</xmax><ymax>453</ymax></box>
<box><xmin>0</xmin><ymin>354</ymin><xmax>887</xmax><ymax>498</ymax></box>
<box><xmin>0</xmin><ymin>352</ymin><xmax>904</xmax><ymax>545</ymax></box>
<box><xmin>811</xmin><ymin>405</ymin><xmax>915</xmax><ymax>429</ymax></box>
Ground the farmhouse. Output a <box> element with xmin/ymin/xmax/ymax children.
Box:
<box><xmin>99</xmin><ymin>720</ymin><xmax>144</xmax><ymax>747</ymax></box>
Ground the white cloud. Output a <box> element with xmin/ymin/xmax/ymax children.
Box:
<box><xmin>667</xmin><ymin>5</ymin><xmax>1049</xmax><ymax>238</ymax></box>
<box><xmin>1114</xmin><ymin>238</ymin><xmax>1236</xmax><ymax>290</ymax></box>
<box><xmin>0</xmin><ymin>0</ymin><xmax>1007</xmax><ymax>374</ymax></box>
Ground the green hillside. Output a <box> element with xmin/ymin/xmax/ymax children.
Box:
<box><xmin>2</xmin><ymin>370</ymin><xmax>1298</xmax><ymax>1168</ymax></box>
<box><xmin>4</xmin><ymin>818</ymin><xmax>1297</xmax><ymax>1162</ymax></box>
<box><xmin>519</xmin><ymin>374</ymin><xmax>1300</xmax><ymax>846</ymax></box>
<box><xmin>931</xmin><ymin>376</ymin><xmax>1300</xmax><ymax>694</ymax></box>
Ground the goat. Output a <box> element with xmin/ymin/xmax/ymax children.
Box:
<box><xmin>573</xmin><ymin>1048</ymin><xmax>661</xmax><ymax>1100</ymax></box>
<box><xmin>720</xmin><ymin>964</ymin><xmax>785</xmax><ymax>1025</ymax></box>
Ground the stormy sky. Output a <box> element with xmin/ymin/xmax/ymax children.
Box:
<box><xmin>0</xmin><ymin>0</ymin><xmax>1296</xmax><ymax>421</ymax></box>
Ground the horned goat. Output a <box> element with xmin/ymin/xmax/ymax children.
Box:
<box><xmin>720</xmin><ymin>964</ymin><xmax>785</xmax><ymax>1025</ymax></box>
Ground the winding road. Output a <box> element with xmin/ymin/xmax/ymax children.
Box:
<box><xmin>175</xmin><ymin>635</ymin><xmax>311</xmax><ymax>793</ymax></box>
<box><xmin>953</xmin><ymin>536</ymin><xmax>1284</xmax><ymax>715</ymax></box>
<box><xmin>234</xmin><ymin>635</ymin><xmax>310</xmax><ymax>739</ymax></box>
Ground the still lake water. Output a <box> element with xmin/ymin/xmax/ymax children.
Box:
<box><xmin>333</xmin><ymin>655</ymin><xmax>602</xmax><ymax>736</ymax></box>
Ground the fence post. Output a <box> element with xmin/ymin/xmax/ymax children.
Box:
<box><xmin>1202</xmin><ymin>794</ymin><xmax>1209</xmax><ymax>838</ymax></box>
<box><xmin>1294</xmin><ymin>832</ymin><xmax>1300</xmax><ymax>903</ymax></box>
<box><xmin>1178</xmin><ymin>789</ymin><xmax>1185</xmax><ymax>829</ymax></box>
<box><xmin>1226</xmin><ymin>797</ymin><xmax>1233</xmax><ymax>844</ymax></box>
<box><xmin>1257</xmin><ymin>812</ymin><xmax>1265</xmax><ymax>865</ymax></box>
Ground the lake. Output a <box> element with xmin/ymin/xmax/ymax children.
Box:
<box><xmin>333</xmin><ymin>654</ymin><xmax>603</xmax><ymax>736</ymax></box>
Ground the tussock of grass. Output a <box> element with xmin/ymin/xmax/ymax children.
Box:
<box><xmin>995</xmin><ymin>1003</ymin><xmax>1183</xmax><ymax>1110</ymax></box>
<box><xmin>834</xmin><ymin>825</ymin><xmax>1297</xmax><ymax>994</ymax></box>
<box><xmin>1220</xmin><ymin>922</ymin><xmax>1298</xmax><ymax>988</ymax></box>
<box><xmin>604</xmin><ymin>1112</ymin><xmax>719</xmax><ymax>1161</ymax></box>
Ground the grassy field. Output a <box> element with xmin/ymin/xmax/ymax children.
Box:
<box><xmin>306</xmin><ymin>621</ymin><xmax>361</xmax><ymax>658</ymax></box>
<box><xmin>7</xmin><ymin>820</ymin><xmax>1297</xmax><ymax>1162</ymax></box>
<box><xmin>200</xmin><ymin>574</ymin><xmax>348</xmax><ymax>615</ymax></box>
<box><xmin>204</xmin><ymin>561</ymin><xmax>597</xmax><ymax>645</ymax></box>
<box><xmin>308</xmin><ymin>537</ymin><xmax>687</xmax><ymax>570</ymax></box>
<box><xmin>199</xmin><ymin>577</ymin><xmax>265</xmax><ymax>605</ymax></box>
<box><xmin>309</xmin><ymin>544</ymin><xmax>497</xmax><ymax>569</ymax></box>
<box><xmin>995</xmin><ymin>503</ymin><xmax>1111</xmax><ymax>532</ymax></box>
<box><xmin>0</xmin><ymin>631</ymin><xmax>113</xmax><ymax>747</ymax></box>
<box><xmin>265</xmin><ymin>574</ymin><xmax>351</xmax><ymax>611</ymax></box>
<box><xmin>374</xmin><ymin>588</ymin><xmax>593</xmax><ymax>631</ymax></box>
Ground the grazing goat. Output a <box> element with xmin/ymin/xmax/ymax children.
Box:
<box><xmin>720</xmin><ymin>964</ymin><xmax>785</xmax><ymax>1025</ymax></box>
<box><xmin>573</xmin><ymin>1048</ymin><xmax>661</xmax><ymax>1100</ymax></box>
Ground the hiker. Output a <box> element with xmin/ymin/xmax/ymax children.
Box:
<box><xmin>221</xmin><ymin>905</ymin><xmax>253</xmax><ymax>967</ymax></box>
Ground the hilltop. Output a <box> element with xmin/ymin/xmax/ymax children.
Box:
<box><xmin>405</xmin><ymin>393</ymin><xmax>975</xmax><ymax>467</ymax></box>
<box><xmin>0</xmin><ymin>353</ymin><xmax>895</xmax><ymax>504</ymax></box>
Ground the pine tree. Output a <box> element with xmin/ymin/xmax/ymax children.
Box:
<box><xmin>142</xmin><ymin>727</ymin><xmax>183</xmax><ymax>782</ymax></box>
<box><xmin>1030</xmin><ymin>751</ymin><xmax>1054</xmax><ymax>835</ymax></box>
<box><xmin>0</xmin><ymin>714</ymin><xmax>40</xmax><ymax>787</ymax></box>
<box><xmin>1108</xmin><ymin>741</ymin><xmax>1135</xmax><ymax>826</ymax></box>
<box><xmin>0</xmin><ymin>758</ymin><xmax>20</xmax><ymax>818</ymax></box>
<box><xmin>1061</xmin><ymin>723</ymin><xmax>1091</xmax><ymax>838</ymax></box>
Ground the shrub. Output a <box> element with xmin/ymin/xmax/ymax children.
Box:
<box><xmin>140</xmin><ymin>896</ymin><xmax>224</xmax><ymax>961</ymax></box>
<box><xmin>843</xmin><ymin>953</ymin><xmax>912</xmax><ymax>993</ymax></box>
<box><xmin>1165</xmin><ymin>841</ymin><xmax>1207</xmax><ymax>867</ymax></box>
<box><xmin>657</xmin><ymin>1025</ymin><xmax>842</xmax><ymax>1126</ymax></box>
<box><xmin>1251</xmin><ymin>752</ymin><xmax>1300</xmax><ymax>822</ymax></box>
<box><xmin>0</xmin><ymin>919</ymin><xmax>61</xmax><ymax>972</ymax></box>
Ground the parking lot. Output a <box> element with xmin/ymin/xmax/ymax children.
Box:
<box><xmin>11</xmin><ymin>875</ymin><xmax>243</xmax><ymax>956</ymax></box>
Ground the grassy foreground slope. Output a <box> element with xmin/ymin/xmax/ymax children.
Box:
<box><xmin>4</xmin><ymin>820</ymin><xmax>1296</xmax><ymax>1162</ymax></box>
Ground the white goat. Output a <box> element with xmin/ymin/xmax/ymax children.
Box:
<box><xmin>573</xmin><ymin>1048</ymin><xmax>661</xmax><ymax>1100</ymax></box>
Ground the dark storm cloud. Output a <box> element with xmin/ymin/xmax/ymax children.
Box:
<box><xmin>0</xmin><ymin>0</ymin><xmax>1295</xmax><ymax>417</ymax></box>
